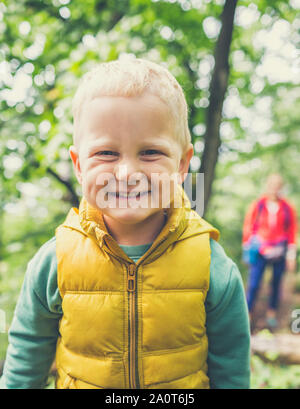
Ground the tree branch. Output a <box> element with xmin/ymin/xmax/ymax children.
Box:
<box><xmin>46</xmin><ymin>167</ymin><xmax>79</xmax><ymax>208</ymax></box>
<box><xmin>200</xmin><ymin>0</ymin><xmax>238</xmax><ymax>214</ymax></box>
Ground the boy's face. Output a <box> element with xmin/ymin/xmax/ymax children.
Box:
<box><xmin>69</xmin><ymin>92</ymin><xmax>193</xmax><ymax>227</ymax></box>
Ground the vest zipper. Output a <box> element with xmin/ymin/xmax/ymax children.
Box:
<box><xmin>103</xmin><ymin>234</ymin><xmax>174</xmax><ymax>388</ymax></box>
<box><xmin>127</xmin><ymin>263</ymin><xmax>138</xmax><ymax>389</ymax></box>
<box><xmin>125</xmin><ymin>233</ymin><xmax>172</xmax><ymax>389</ymax></box>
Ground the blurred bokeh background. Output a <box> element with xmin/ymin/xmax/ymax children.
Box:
<box><xmin>0</xmin><ymin>0</ymin><xmax>299</xmax><ymax>388</ymax></box>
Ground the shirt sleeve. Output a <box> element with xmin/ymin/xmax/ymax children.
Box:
<box><xmin>0</xmin><ymin>237</ymin><xmax>62</xmax><ymax>389</ymax></box>
<box><xmin>287</xmin><ymin>202</ymin><xmax>298</xmax><ymax>246</ymax></box>
<box><xmin>242</xmin><ymin>201</ymin><xmax>258</xmax><ymax>244</ymax></box>
<box><xmin>205</xmin><ymin>239</ymin><xmax>251</xmax><ymax>389</ymax></box>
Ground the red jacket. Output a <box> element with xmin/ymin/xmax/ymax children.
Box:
<box><xmin>243</xmin><ymin>196</ymin><xmax>297</xmax><ymax>248</ymax></box>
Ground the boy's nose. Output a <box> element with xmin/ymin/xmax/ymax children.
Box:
<box><xmin>114</xmin><ymin>161</ymin><xmax>141</xmax><ymax>182</ymax></box>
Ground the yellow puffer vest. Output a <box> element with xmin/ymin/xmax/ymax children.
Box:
<box><xmin>55</xmin><ymin>186</ymin><xmax>219</xmax><ymax>389</ymax></box>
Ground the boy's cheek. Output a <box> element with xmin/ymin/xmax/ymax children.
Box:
<box><xmin>149</xmin><ymin>177</ymin><xmax>179</xmax><ymax>208</ymax></box>
<box><xmin>74</xmin><ymin>168</ymin><xmax>83</xmax><ymax>185</ymax></box>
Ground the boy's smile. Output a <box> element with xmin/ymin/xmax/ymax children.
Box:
<box><xmin>69</xmin><ymin>92</ymin><xmax>193</xmax><ymax>244</ymax></box>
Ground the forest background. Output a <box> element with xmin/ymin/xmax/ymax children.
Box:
<box><xmin>0</xmin><ymin>0</ymin><xmax>299</xmax><ymax>388</ymax></box>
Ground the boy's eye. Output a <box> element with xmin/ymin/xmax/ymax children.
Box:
<box><xmin>96</xmin><ymin>150</ymin><xmax>119</xmax><ymax>157</ymax></box>
<box><xmin>140</xmin><ymin>149</ymin><xmax>162</xmax><ymax>156</ymax></box>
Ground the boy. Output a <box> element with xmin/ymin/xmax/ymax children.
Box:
<box><xmin>0</xmin><ymin>58</ymin><xmax>250</xmax><ymax>389</ymax></box>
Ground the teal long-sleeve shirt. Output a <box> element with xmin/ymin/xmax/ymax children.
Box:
<box><xmin>0</xmin><ymin>237</ymin><xmax>250</xmax><ymax>389</ymax></box>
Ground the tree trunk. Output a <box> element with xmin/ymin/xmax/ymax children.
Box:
<box><xmin>200</xmin><ymin>0</ymin><xmax>238</xmax><ymax>214</ymax></box>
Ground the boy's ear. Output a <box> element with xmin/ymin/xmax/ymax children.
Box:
<box><xmin>69</xmin><ymin>145</ymin><xmax>83</xmax><ymax>185</ymax></box>
<box><xmin>179</xmin><ymin>143</ymin><xmax>194</xmax><ymax>183</ymax></box>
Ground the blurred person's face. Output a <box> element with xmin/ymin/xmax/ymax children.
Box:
<box><xmin>69</xmin><ymin>92</ymin><xmax>193</xmax><ymax>227</ymax></box>
<box><xmin>265</xmin><ymin>174</ymin><xmax>284</xmax><ymax>199</ymax></box>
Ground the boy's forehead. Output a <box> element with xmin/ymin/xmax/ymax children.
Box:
<box><xmin>82</xmin><ymin>135</ymin><xmax>176</xmax><ymax>150</ymax></box>
<box><xmin>79</xmin><ymin>94</ymin><xmax>174</xmax><ymax>136</ymax></box>
<box><xmin>74</xmin><ymin>93</ymin><xmax>186</xmax><ymax>155</ymax></box>
<box><xmin>83</xmin><ymin>93</ymin><xmax>172</xmax><ymax>120</ymax></box>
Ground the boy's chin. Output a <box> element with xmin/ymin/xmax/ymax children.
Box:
<box><xmin>102</xmin><ymin>207</ymin><xmax>163</xmax><ymax>225</ymax></box>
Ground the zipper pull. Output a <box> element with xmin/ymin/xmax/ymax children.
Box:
<box><xmin>127</xmin><ymin>264</ymin><xmax>136</xmax><ymax>292</ymax></box>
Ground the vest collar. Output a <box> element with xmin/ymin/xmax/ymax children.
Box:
<box><xmin>77</xmin><ymin>185</ymin><xmax>191</xmax><ymax>264</ymax></box>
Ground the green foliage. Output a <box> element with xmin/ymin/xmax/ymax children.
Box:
<box><xmin>251</xmin><ymin>355</ymin><xmax>300</xmax><ymax>389</ymax></box>
<box><xmin>0</xmin><ymin>0</ymin><xmax>299</xmax><ymax>387</ymax></box>
<box><xmin>294</xmin><ymin>277</ymin><xmax>300</xmax><ymax>294</ymax></box>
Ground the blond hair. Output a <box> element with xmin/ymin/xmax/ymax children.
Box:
<box><xmin>72</xmin><ymin>57</ymin><xmax>191</xmax><ymax>152</ymax></box>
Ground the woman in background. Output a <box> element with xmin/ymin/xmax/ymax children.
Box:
<box><xmin>243</xmin><ymin>174</ymin><xmax>297</xmax><ymax>329</ymax></box>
